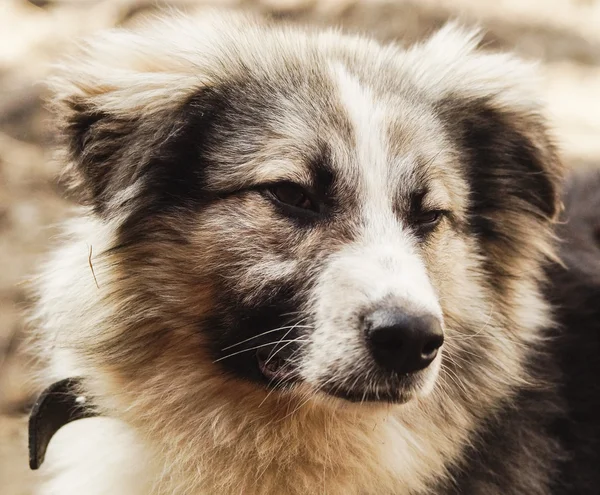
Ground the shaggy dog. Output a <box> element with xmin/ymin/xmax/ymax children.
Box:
<box><xmin>29</xmin><ymin>10</ymin><xmax>600</xmax><ymax>494</ymax></box>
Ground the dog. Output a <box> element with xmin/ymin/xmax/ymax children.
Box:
<box><xmin>28</xmin><ymin>10</ymin><xmax>600</xmax><ymax>494</ymax></box>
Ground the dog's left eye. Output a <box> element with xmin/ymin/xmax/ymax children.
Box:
<box><xmin>414</xmin><ymin>210</ymin><xmax>445</xmax><ymax>228</ymax></box>
<box><xmin>265</xmin><ymin>183</ymin><xmax>319</xmax><ymax>214</ymax></box>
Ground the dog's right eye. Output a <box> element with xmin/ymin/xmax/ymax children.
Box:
<box><xmin>264</xmin><ymin>183</ymin><xmax>320</xmax><ymax>216</ymax></box>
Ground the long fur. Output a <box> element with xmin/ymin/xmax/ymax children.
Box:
<box><xmin>29</xmin><ymin>10</ymin><xmax>599</xmax><ymax>495</ymax></box>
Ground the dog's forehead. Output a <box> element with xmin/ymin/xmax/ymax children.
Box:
<box><xmin>201</xmin><ymin>50</ymin><xmax>457</xmax><ymax>201</ymax></box>
<box><xmin>327</xmin><ymin>62</ymin><xmax>455</xmax><ymax>198</ymax></box>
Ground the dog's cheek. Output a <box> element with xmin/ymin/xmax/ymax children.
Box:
<box><xmin>190</xmin><ymin>199</ymin><xmax>303</xmax><ymax>300</ymax></box>
<box><xmin>180</xmin><ymin>202</ymin><xmax>320</xmax><ymax>362</ymax></box>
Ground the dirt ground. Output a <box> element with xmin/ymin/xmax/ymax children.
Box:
<box><xmin>1</xmin><ymin>0</ymin><xmax>599</xmax><ymax>493</ymax></box>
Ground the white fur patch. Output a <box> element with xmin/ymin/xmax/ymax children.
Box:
<box><xmin>37</xmin><ymin>418</ymin><xmax>152</xmax><ymax>495</ymax></box>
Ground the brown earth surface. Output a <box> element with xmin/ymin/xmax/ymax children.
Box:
<box><xmin>1</xmin><ymin>0</ymin><xmax>599</xmax><ymax>493</ymax></box>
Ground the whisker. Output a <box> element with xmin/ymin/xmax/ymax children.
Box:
<box><xmin>265</xmin><ymin>337</ymin><xmax>301</xmax><ymax>366</ymax></box>
<box><xmin>449</xmin><ymin>307</ymin><xmax>495</xmax><ymax>342</ymax></box>
<box><xmin>214</xmin><ymin>340</ymin><xmax>307</xmax><ymax>362</ymax></box>
<box><xmin>443</xmin><ymin>342</ymin><xmax>481</xmax><ymax>359</ymax></box>
<box><xmin>279</xmin><ymin>310</ymin><xmax>305</xmax><ymax>318</ymax></box>
<box><xmin>258</xmin><ymin>337</ymin><xmax>310</xmax><ymax>408</ymax></box>
<box><xmin>265</xmin><ymin>318</ymin><xmax>311</xmax><ymax>361</ymax></box>
<box><xmin>221</xmin><ymin>322</ymin><xmax>312</xmax><ymax>351</ymax></box>
<box><xmin>440</xmin><ymin>362</ymin><xmax>470</xmax><ymax>394</ymax></box>
<box><xmin>265</xmin><ymin>324</ymin><xmax>301</xmax><ymax>360</ymax></box>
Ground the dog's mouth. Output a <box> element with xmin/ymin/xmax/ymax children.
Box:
<box><xmin>315</xmin><ymin>368</ymin><xmax>428</xmax><ymax>404</ymax></box>
<box><xmin>256</xmin><ymin>349</ymin><xmax>297</xmax><ymax>383</ymax></box>
<box><xmin>255</xmin><ymin>349</ymin><xmax>429</xmax><ymax>403</ymax></box>
<box><xmin>319</xmin><ymin>382</ymin><xmax>414</xmax><ymax>404</ymax></box>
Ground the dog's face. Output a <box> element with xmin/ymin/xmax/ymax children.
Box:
<box><xmin>181</xmin><ymin>69</ymin><xmax>454</xmax><ymax>403</ymax></box>
<box><xmin>48</xmin><ymin>14</ymin><xmax>562</xmax><ymax>411</ymax></box>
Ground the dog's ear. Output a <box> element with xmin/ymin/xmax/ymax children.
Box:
<box><xmin>404</xmin><ymin>24</ymin><xmax>564</xmax><ymax>225</ymax></box>
<box><xmin>56</xmin><ymin>97</ymin><xmax>175</xmax><ymax>215</ymax></box>
<box><xmin>49</xmin><ymin>21</ymin><xmax>224</xmax><ymax>217</ymax></box>
<box><xmin>402</xmin><ymin>24</ymin><xmax>565</xmax><ymax>273</ymax></box>
<box><xmin>440</xmin><ymin>97</ymin><xmax>563</xmax><ymax>225</ymax></box>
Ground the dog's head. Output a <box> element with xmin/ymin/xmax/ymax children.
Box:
<box><xmin>43</xmin><ymin>13</ymin><xmax>562</xmax><ymax>414</ymax></box>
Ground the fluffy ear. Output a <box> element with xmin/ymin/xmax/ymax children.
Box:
<box><xmin>48</xmin><ymin>19</ymin><xmax>225</xmax><ymax>216</ymax></box>
<box><xmin>438</xmin><ymin>94</ymin><xmax>565</xmax><ymax>280</ymax></box>
<box><xmin>55</xmin><ymin>94</ymin><xmax>186</xmax><ymax>215</ymax></box>
<box><xmin>404</xmin><ymin>24</ymin><xmax>565</xmax><ymax>273</ymax></box>
<box><xmin>406</xmin><ymin>23</ymin><xmax>564</xmax><ymax>222</ymax></box>
<box><xmin>442</xmin><ymin>96</ymin><xmax>563</xmax><ymax>222</ymax></box>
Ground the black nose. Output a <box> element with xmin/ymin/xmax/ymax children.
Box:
<box><xmin>364</xmin><ymin>308</ymin><xmax>444</xmax><ymax>374</ymax></box>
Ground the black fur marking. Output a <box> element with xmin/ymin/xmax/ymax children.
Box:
<box><xmin>466</xmin><ymin>109</ymin><xmax>555</xmax><ymax>220</ymax></box>
<box><xmin>437</xmin><ymin>97</ymin><xmax>559</xmax><ymax>226</ymax></box>
<box><xmin>205</xmin><ymin>282</ymin><xmax>306</xmax><ymax>386</ymax></box>
<box><xmin>308</xmin><ymin>144</ymin><xmax>336</xmax><ymax>202</ymax></box>
<box><xmin>258</xmin><ymin>146</ymin><xmax>339</xmax><ymax>227</ymax></box>
<box><xmin>140</xmin><ymin>90</ymin><xmax>223</xmax><ymax>211</ymax></box>
<box><xmin>436</xmin><ymin>97</ymin><xmax>560</xmax><ymax>285</ymax></box>
<box><xmin>93</xmin><ymin>75</ymin><xmax>349</xmax><ymax>241</ymax></box>
<box><xmin>65</xmin><ymin>100</ymin><xmax>133</xmax><ymax>210</ymax></box>
<box><xmin>68</xmin><ymin>103</ymin><xmax>108</xmax><ymax>159</ymax></box>
<box><xmin>406</xmin><ymin>189</ymin><xmax>443</xmax><ymax>239</ymax></box>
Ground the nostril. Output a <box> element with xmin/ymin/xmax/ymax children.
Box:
<box><xmin>420</xmin><ymin>335</ymin><xmax>444</xmax><ymax>360</ymax></box>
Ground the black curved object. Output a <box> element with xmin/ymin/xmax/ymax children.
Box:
<box><xmin>28</xmin><ymin>377</ymin><xmax>98</xmax><ymax>470</ymax></box>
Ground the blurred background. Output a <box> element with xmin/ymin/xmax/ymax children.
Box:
<box><xmin>1</xmin><ymin>0</ymin><xmax>599</xmax><ymax>493</ymax></box>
